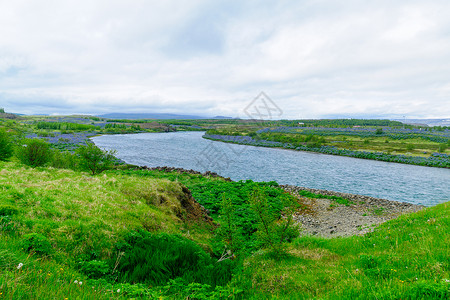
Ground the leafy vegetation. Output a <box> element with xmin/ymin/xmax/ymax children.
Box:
<box><xmin>0</xmin><ymin>114</ymin><xmax>449</xmax><ymax>299</ymax></box>
<box><xmin>0</xmin><ymin>128</ymin><xmax>14</xmax><ymax>161</ymax></box>
<box><xmin>76</xmin><ymin>143</ymin><xmax>118</xmax><ymax>175</ymax></box>
<box><xmin>16</xmin><ymin>138</ymin><xmax>53</xmax><ymax>167</ymax></box>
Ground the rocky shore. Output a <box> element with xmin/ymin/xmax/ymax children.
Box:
<box><xmin>282</xmin><ymin>185</ymin><xmax>424</xmax><ymax>237</ymax></box>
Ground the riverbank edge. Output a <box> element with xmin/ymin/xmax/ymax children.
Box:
<box><xmin>129</xmin><ymin>164</ymin><xmax>425</xmax><ymax>208</ymax></box>
<box><xmin>203</xmin><ymin>133</ymin><xmax>450</xmax><ymax>169</ymax></box>
<box><xmin>128</xmin><ymin>165</ymin><xmax>425</xmax><ymax>237</ymax></box>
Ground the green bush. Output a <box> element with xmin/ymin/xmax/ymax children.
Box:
<box><xmin>115</xmin><ymin>231</ymin><xmax>235</xmax><ymax>287</ymax></box>
<box><xmin>249</xmin><ymin>187</ymin><xmax>299</xmax><ymax>256</ymax></box>
<box><xmin>0</xmin><ymin>129</ymin><xmax>14</xmax><ymax>161</ymax></box>
<box><xmin>79</xmin><ymin>260</ymin><xmax>110</xmax><ymax>279</ymax></box>
<box><xmin>406</xmin><ymin>281</ymin><xmax>450</xmax><ymax>299</ymax></box>
<box><xmin>16</xmin><ymin>138</ymin><xmax>52</xmax><ymax>167</ymax></box>
<box><xmin>0</xmin><ymin>205</ymin><xmax>19</xmax><ymax>216</ymax></box>
<box><xmin>76</xmin><ymin>143</ymin><xmax>117</xmax><ymax>175</ymax></box>
<box><xmin>21</xmin><ymin>233</ymin><xmax>52</xmax><ymax>256</ymax></box>
<box><xmin>50</xmin><ymin>150</ymin><xmax>79</xmax><ymax>170</ymax></box>
<box><xmin>0</xmin><ymin>215</ymin><xmax>17</xmax><ymax>233</ymax></box>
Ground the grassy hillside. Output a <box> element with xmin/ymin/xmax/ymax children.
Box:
<box><xmin>0</xmin><ymin>162</ymin><xmax>449</xmax><ymax>299</ymax></box>
<box><xmin>0</xmin><ymin>162</ymin><xmax>223</xmax><ymax>299</ymax></box>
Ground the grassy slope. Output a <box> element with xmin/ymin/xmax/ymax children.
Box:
<box><xmin>0</xmin><ymin>162</ymin><xmax>214</xmax><ymax>299</ymax></box>
<box><xmin>0</xmin><ymin>162</ymin><xmax>449</xmax><ymax>299</ymax></box>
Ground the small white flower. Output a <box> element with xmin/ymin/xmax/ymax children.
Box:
<box><xmin>74</xmin><ymin>280</ymin><xmax>78</xmax><ymax>284</ymax></box>
<box><xmin>17</xmin><ymin>263</ymin><xmax>23</xmax><ymax>270</ymax></box>
<box><xmin>117</xmin><ymin>289</ymin><xmax>120</xmax><ymax>293</ymax></box>
<box><xmin>79</xmin><ymin>281</ymin><xmax>82</xmax><ymax>285</ymax></box>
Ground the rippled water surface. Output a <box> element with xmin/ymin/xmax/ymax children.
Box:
<box><xmin>92</xmin><ymin>132</ymin><xmax>450</xmax><ymax>206</ymax></box>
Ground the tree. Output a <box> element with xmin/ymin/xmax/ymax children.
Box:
<box><xmin>0</xmin><ymin>129</ymin><xmax>14</xmax><ymax>161</ymax></box>
<box><xmin>0</xmin><ymin>108</ymin><xmax>5</xmax><ymax>113</ymax></box>
<box><xmin>77</xmin><ymin>143</ymin><xmax>117</xmax><ymax>175</ymax></box>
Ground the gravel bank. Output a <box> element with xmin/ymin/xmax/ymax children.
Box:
<box><xmin>282</xmin><ymin>185</ymin><xmax>425</xmax><ymax>238</ymax></box>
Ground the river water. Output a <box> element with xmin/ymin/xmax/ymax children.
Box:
<box><xmin>92</xmin><ymin>131</ymin><xmax>450</xmax><ymax>206</ymax></box>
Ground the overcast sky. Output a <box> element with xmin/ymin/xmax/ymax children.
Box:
<box><xmin>1</xmin><ymin>1</ymin><xmax>450</xmax><ymax>119</ymax></box>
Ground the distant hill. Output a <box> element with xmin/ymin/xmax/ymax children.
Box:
<box><xmin>97</xmin><ymin>113</ymin><xmax>233</xmax><ymax>120</ymax></box>
<box><xmin>392</xmin><ymin>118</ymin><xmax>450</xmax><ymax>127</ymax></box>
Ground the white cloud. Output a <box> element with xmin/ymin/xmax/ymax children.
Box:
<box><xmin>0</xmin><ymin>0</ymin><xmax>449</xmax><ymax>118</ymax></box>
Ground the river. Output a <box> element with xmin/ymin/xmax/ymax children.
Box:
<box><xmin>92</xmin><ymin>131</ymin><xmax>450</xmax><ymax>206</ymax></box>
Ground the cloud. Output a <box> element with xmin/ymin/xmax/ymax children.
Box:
<box><xmin>1</xmin><ymin>0</ymin><xmax>449</xmax><ymax>118</ymax></box>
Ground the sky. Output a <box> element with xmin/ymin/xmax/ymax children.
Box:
<box><xmin>1</xmin><ymin>0</ymin><xmax>450</xmax><ymax>119</ymax></box>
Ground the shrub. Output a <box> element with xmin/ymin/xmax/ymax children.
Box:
<box><xmin>0</xmin><ymin>129</ymin><xmax>14</xmax><ymax>161</ymax></box>
<box><xmin>50</xmin><ymin>150</ymin><xmax>79</xmax><ymax>170</ymax></box>
<box><xmin>76</xmin><ymin>143</ymin><xmax>117</xmax><ymax>175</ymax></box>
<box><xmin>21</xmin><ymin>233</ymin><xmax>52</xmax><ymax>256</ymax></box>
<box><xmin>406</xmin><ymin>281</ymin><xmax>450</xmax><ymax>299</ymax></box>
<box><xmin>115</xmin><ymin>231</ymin><xmax>235</xmax><ymax>287</ymax></box>
<box><xmin>79</xmin><ymin>260</ymin><xmax>110</xmax><ymax>279</ymax></box>
<box><xmin>0</xmin><ymin>205</ymin><xmax>19</xmax><ymax>216</ymax></box>
<box><xmin>16</xmin><ymin>138</ymin><xmax>52</xmax><ymax>167</ymax></box>
<box><xmin>0</xmin><ymin>215</ymin><xmax>17</xmax><ymax>233</ymax></box>
<box><xmin>249</xmin><ymin>187</ymin><xmax>299</xmax><ymax>257</ymax></box>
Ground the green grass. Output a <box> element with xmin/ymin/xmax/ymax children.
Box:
<box><xmin>0</xmin><ymin>161</ymin><xmax>220</xmax><ymax>299</ymax></box>
<box><xmin>239</xmin><ymin>201</ymin><xmax>450</xmax><ymax>299</ymax></box>
<box><xmin>0</xmin><ymin>161</ymin><xmax>448</xmax><ymax>299</ymax></box>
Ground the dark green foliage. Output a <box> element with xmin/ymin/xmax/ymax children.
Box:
<box><xmin>0</xmin><ymin>128</ymin><xmax>14</xmax><ymax>161</ymax></box>
<box><xmin>0</xmin><ymin>215</ymin><xmax>17</xmax><ymax>233</ymax></box>
<box><xmin>0</xmin><ymin>108</ymin><xmax>5</xmax><ymax>113</ymax></box>
<box><xmin>406</xmin><ymin>281</ymin><xmax>450</xmax><ymax>299</ymax></box>
<box><xmin>76</xmin><ymin>143</ymin><xmax>117</xmax><ymax>175</ymax></box>
<box><xmin>189</xmin><ymin>180</ymin><xmax>289</xmax><ymax>240</ymax></box>
<box><xmin>375</xmin><ymin>128</ymin><xmax>383</xmax><ymax>135</ymax></box>
<box><xmin>0</xmin><ymin>205</ymin><xmax>19</xmax><ymax>216</ymax></box>
<box><xmin>249</xmin><ymin>187</ymin><xmax>299</xmax><ymax>256</ymax></box>
<box><xmin>115</xmin><ymin>231</ymin><xmax>235</xmax><ymax>287</ymax></box>
<box><xmin>161</xmin><ymin>278</ymin><xmax>243</xmax><ymax>299</ymax></box>
<box><xmin>79</xmin><ymin>260</ymin><xmax>110</xmax><ymax>279</ymax></box>
<box><xmin>21</xmin><ymin>233</ymin><xmax>52</xmax><ymax>256</ymax></box>
<box><xmin>215</xmin><ymin>195</ymin><xmax>243</xmax><ymax>253</ymax></box>
<box><xmin>50</xmin><ymin>150</ymin><xmax>79</xmax><ymax>170</ymax></box>
<box><xmin>16</xmin><ymin>138</ymin><xmax>52</xmax><ymax>167</ymax></box>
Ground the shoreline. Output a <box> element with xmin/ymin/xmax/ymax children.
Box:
<box><xmin>203</xmin><ymin>134</ymin><xmax>450</xmax><ymax>169</ymax></box>
<box><xmin>131</xmin><ymin>165</ymin><xmax>426</xmax><ymax>238</ymax></box>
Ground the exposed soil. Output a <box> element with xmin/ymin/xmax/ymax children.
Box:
<box><xmin>282</xmin><ymin>185</ymin><xmax>425</xmax><ymax>238</ymax></box>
